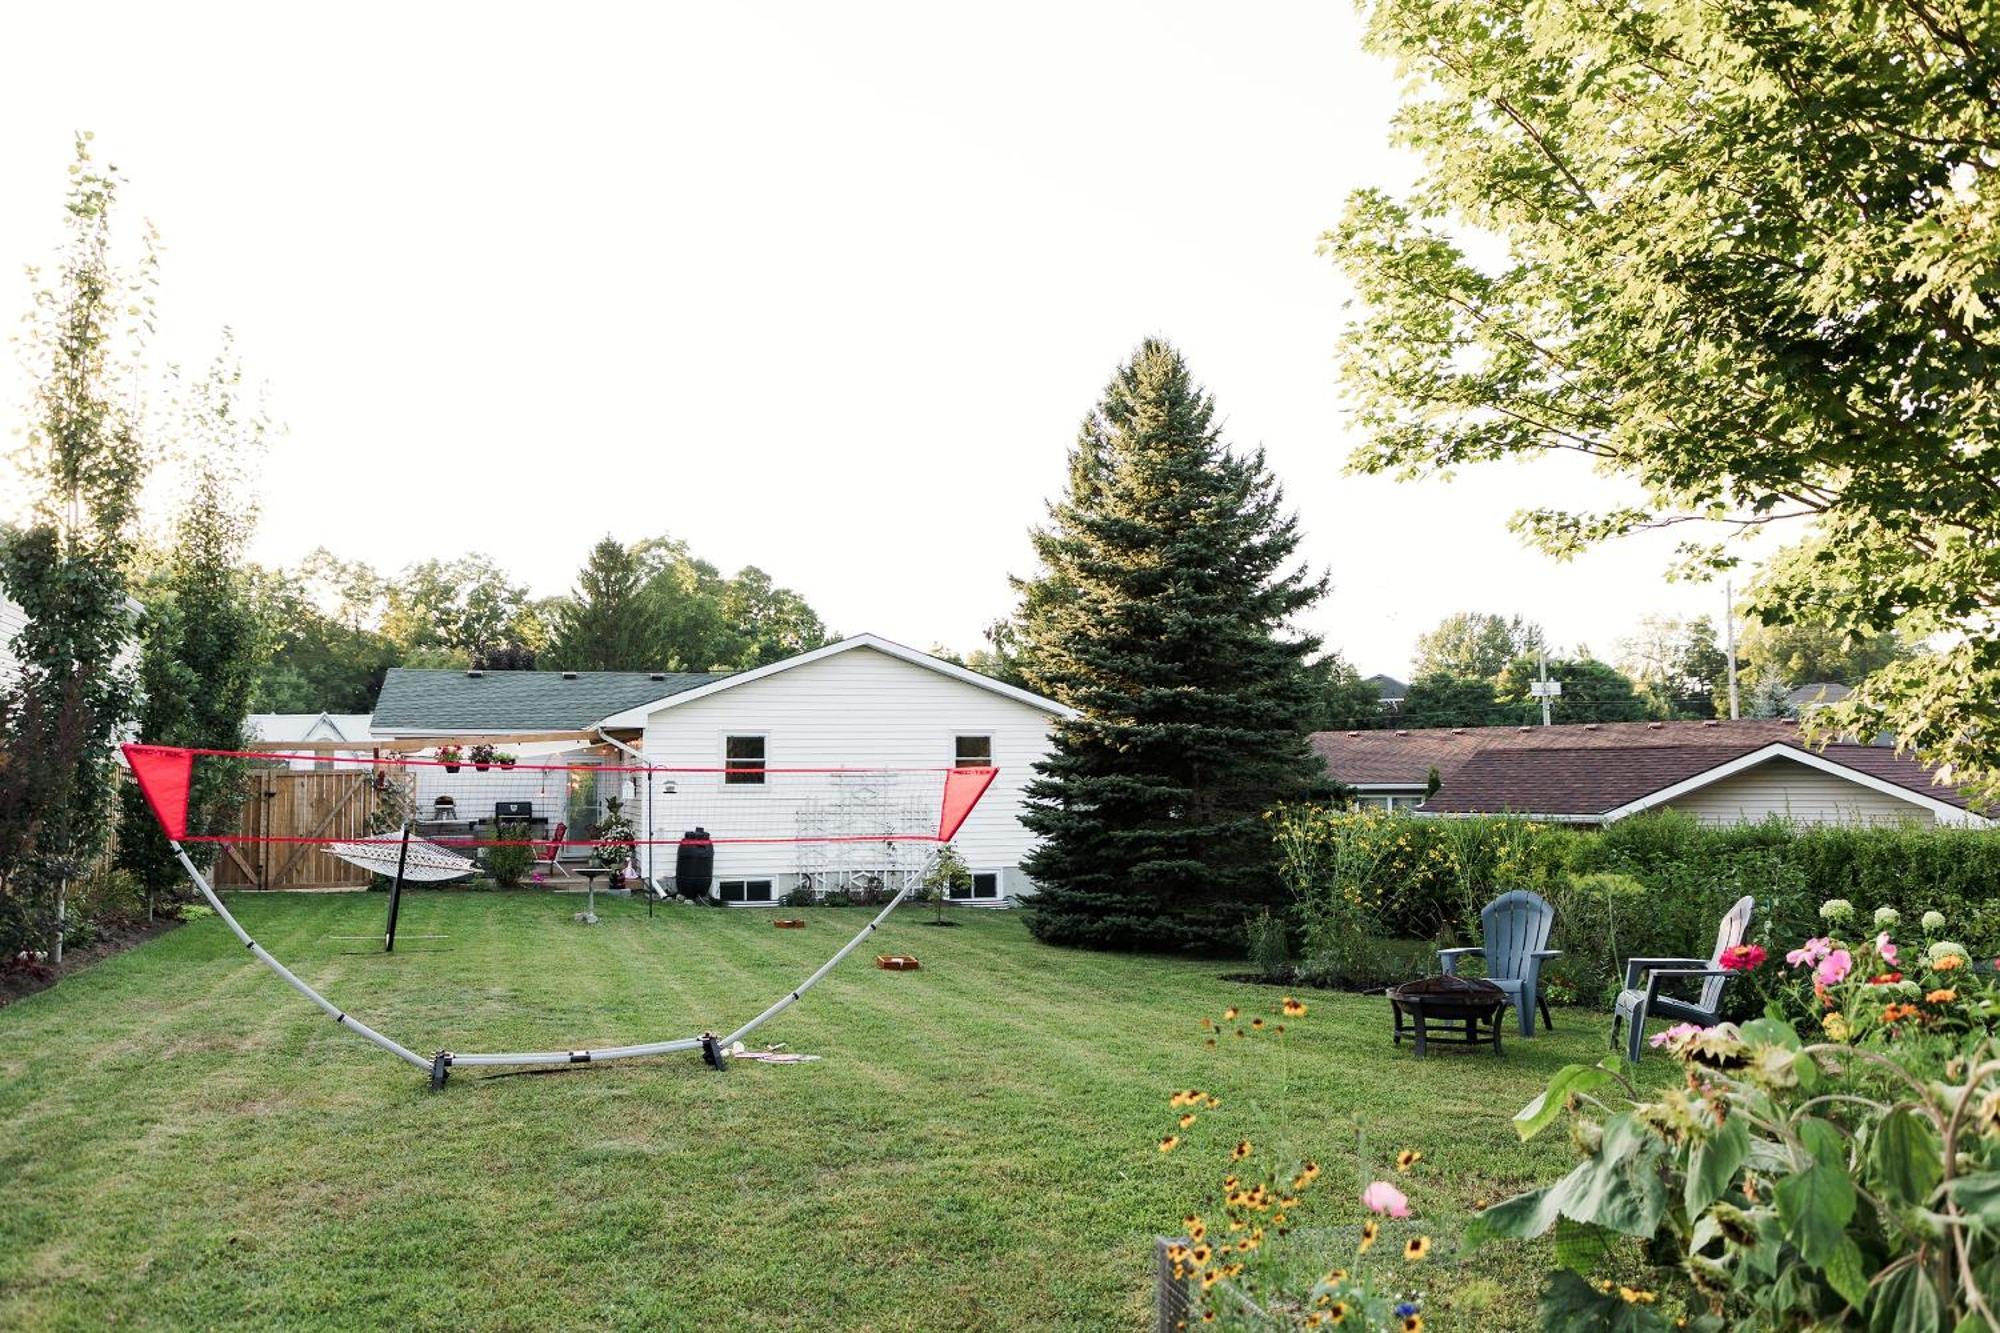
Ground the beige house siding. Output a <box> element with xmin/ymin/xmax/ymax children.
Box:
<box><xmin>1658</xmin><ymin>757</ymin><xmax>1941</xmax><ymax>827</ymax></box>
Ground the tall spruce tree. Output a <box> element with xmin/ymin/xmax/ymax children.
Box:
<box><xmin>1015</xmin><ymin>339</ymin><xmax>1327</xmax><ymax>951</ymax></box>
<box><xmin>546</xmin><ymin>536</ymin><xmax>656</xmax><ymax>670</ymax></box>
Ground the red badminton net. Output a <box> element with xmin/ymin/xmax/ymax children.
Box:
<box><xmin>122</xmin><ymin>743</ymin><xmax>997</xmax><ymax>885</ymax></box>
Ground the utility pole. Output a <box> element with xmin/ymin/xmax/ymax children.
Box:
<box><xmin>1725</xmin><ymin>579</ymin><xmax>1740</xmax><ymax>720</ymax></box>
<box><xmin>1530</xmin><ymin>648</ymin><xmax>1561</xmax><ymax>726</ymax></box>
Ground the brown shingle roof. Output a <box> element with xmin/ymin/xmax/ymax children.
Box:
<box><xmin>1309</xmin><ymin>721</ymin><xmax>1973</xmax><ymax>817</ymax></box>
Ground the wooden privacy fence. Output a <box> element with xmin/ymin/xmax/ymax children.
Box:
<box><xmin>213</xmin><ymin>768</ymin><xmax>379</xmax><ymax>890</ymax></box>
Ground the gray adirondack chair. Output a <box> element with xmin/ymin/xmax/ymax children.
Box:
<box><xmin>1438</xmin><ymin>890</ymin><xmax>1561</xmax><ymax>1037</ymax></box>
<box><xmin>1610</xmin><ymin>895</ymin><xmax>1756</xmax><ymax>1063</ymax></box>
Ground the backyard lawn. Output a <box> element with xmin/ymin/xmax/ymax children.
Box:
<box><xmin>1</xmin><ymin>893</ymin><xmax>1634</xmax><ymax>1330</ymax></box>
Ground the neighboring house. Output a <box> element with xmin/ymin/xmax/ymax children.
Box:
<box><xmin>1786</xmin><ymin>681</ymin><xmax>1852</xmax><ymax>715</ymax></box>
<box><xmin>369</xmin><ymin>634</ymin><xmax>1073</xmax><ymax>903</ymax></box>
<box><xmin>0</xmin><ymin>591</ymin><xmax>24</xmax><ymax>686</ymax></box>
<box><xmin>1364</xmin><ymin>674</ymin><xmax>1408</xmax><ymax>711</ymax></box>
<box><xmin>245</xmin><ymin>712</ymin><xmax>378</xmax><ymax>769</ymax></box>
<box><xmin>1312</xmin><ymin>719</ymin><xmax>1986</xmax><ymax>828</ymax></box>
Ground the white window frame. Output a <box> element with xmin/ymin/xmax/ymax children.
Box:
<box><xmin>953</xmin><ymin>734</ymin><xmax>994</xmax><ymax>769</ymax></box>
<box><xmin>722</xmin><ymin>733</ymin><xmax>768</xmax><ymax>788</ymax></box>
<box><xmin>718</xmin><ymin>878</ymin><xmax>774</xmax><ymax>904</ymax></box>
<box><xmin>951</xmin><ymin>869</ymin><xmax>1002</xmax><ymax>901</ymax></box>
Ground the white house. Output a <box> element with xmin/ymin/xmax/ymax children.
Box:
<box><xmin>367</xmin><ymin>634</ymin><xmax>1073</xmax><ymax>903</ymax></box>
<box><xmin>245</xmin><ymin>712</ymin><xmax>378</xmax><ymax>769</ymax></box>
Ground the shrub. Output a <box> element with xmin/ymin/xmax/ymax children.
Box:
<box><xmin>1245</xmin><ymin>909</ymin><xmax>1291</xmax><ymax>980</ymax></box>
<box><xmin>1271</xmin><ymin>805</ymin><xmax>2000</xmax><ymax>1002</ymax></box>
<box><xmin>483</xmin><ymin>823</ymin><xmax>535</xmax><ymax>888</ymax></box>
<box><xmin>780</xmin><ymin>881</ymin><xmax>818</xmax><ymax>909</ymax></box>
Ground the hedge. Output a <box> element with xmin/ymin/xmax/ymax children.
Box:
<box><xmin>1269</xmin><ymin>806</ymin><xmax>2000</xmax><ymax>1004</ymax></box>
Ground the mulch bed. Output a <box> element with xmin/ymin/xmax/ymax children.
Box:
<box><xmin>0</xmin><ymin>916</ymin><xmax>181</xmax><ymax>1009</ymax></box>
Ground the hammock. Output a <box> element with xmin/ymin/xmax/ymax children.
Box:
<box><xmin>325</xmin><ymin>839</ymin><xmax>477</xmax><ymax>883</ymax></box>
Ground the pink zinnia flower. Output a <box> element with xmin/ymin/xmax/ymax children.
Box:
<box><xmin>1875</xmin><ymin>933</ymin><xmax>1898</xmax><ymax>966</ymax></box>
<box><xmin>1650</xmin><ymin>1022</ymin><xmax>1705</xmax><ymax>1049</ymax></box>
<box><xmin>1720</xmin><ymin>944</ymin><xmax>1767</xmax><ymax>972</ymax></box>
<box><xmin>1362</xmin><ymin>1181</ymin><xmax>1410</xmax><ymax>1217</ymax></box>
<box><xmin>1815</xmin><ymin>949</ymin><xmax>1853</xmax><ymax>987</ymax></box>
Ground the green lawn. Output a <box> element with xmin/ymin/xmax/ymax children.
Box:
<box><xmin>0</xmin><ymin>893</ymin><xmax>1627</xmax><ymax>1330</ymax></box>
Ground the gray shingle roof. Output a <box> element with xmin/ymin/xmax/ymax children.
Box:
<box><xmin>371</xmin><ymin>668</ymin><xmax>720</xmax><ymax>732</ymax></box>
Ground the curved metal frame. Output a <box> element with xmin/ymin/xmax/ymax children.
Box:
<box><xmin>170</xmin><ymin>841</ymin><xmax>931</xmax><ymax>1087</ymax></box>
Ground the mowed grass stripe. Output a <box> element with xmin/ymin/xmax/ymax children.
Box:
<box><xmin>0</xmin><ymin>892</ymin><xmax>1618</xmax><ymax>1330</ymax></box>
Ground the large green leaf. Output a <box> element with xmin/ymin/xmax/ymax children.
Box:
<box><xmin>1464</xmin><ymin>1183</ymin><xmax>1564</xmax><ymax>1248</ymax></box>
<box><xmin>1551</xmin><ymin>1216</ymin><xmax>1618</xmax><ymax>1274</ymax></box>
<box><xmin>1775</xmin><ymin>1162</ymin><xmax>1856</xmax><ymax>1266</ymax></box>
<box><xmin>1686</xmin><ymin>1116</ymin><xmax>1750</xmax><ymax>1217</ymax></box>
<box><xmin>1797</xmin><ymin>1116</ymin><xmax>1846</xmax><ymax>1169</ymax></box>
<box><xmin>1538</xmin><ymin>1269</ymin><xmax>1670</xmax><ymax>1333</ymax></box>
<box><xmin>1554</xmin><ymin>1116</ymin><xmax>1671</xmax><ymax>1237</ymax></box>
<box><xmin>1872</xmin><ymin>1262</ymin><xmax>1945</xmax><ymax>1333</ymax></box>
<box><xmin>1824</xmin><ymin>1235</ymin><xmax>1872</xmax><ymax>1314</ymax></box>
<box><xmin>1871</xmin><ymin>1108</ymin><xmax>1944</xmax><ymax>1207</ymax></box>
<box><xmin>1949</xmin><ymin>1173</ymin><xmax>2000</xmax><ymax>1234</ymax></box>
<box><xmin>1515</xmin><ymin>1064</ymin><xmax>1615</xmax><ymax>1141</ymax></box>
<box><xmin>1739</xmin><ymin>1017</ymin><xmax>1802</xmax><ymax>1051</ymax></box>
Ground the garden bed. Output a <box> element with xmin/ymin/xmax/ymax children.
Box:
<box><xmin>0</xmin><ymin>914</ymin><xmax>180</xmax><ymax>1009</ymax></box>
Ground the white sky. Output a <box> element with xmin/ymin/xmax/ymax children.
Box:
<box><xmin>0</xmin><ymin>1</ymin><xmax>1730</xmax><ymax>678</ymax></box>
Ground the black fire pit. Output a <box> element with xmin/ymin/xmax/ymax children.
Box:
<box><xmin>1388</xmin><ymin>975</ymin><xmax>1510</xmax><ymax>1058</ymax></box>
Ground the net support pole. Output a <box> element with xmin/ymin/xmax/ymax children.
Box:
<box><xmin>168</xmin><ymin>842</ymin><xmax>431</xmax><ymax>1072</ymax></box>
<box><xmin>718</xmin><ymin>847</ymin><xmax>934</xmax><ymax>1052</ymax></box>
<box><xmin>384</xmin><ymin>821</ymin><xmax>412</xmax><ymax>953</ymax></box>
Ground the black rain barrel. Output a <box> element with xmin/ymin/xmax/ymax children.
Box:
<box><xmin>675</xmin><ymin>828</ymin><xmax>714</xmax><ymax>901</ymax></box>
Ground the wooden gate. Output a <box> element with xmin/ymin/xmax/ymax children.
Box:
<box><xmin>214</xmin><ymin>769</ymin><xmax>379</xmax><ymax>890</ymax></box>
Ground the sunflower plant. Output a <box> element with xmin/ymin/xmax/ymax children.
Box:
<box><xmin>1474</xmin><ymin>1012</ymin><xmax>2000</xmax><ymax>1329</ymax></box>
<box><xmin>1160</xmin><ymin>997</ymin><xmax>1437</xmax><ymax>1330</ymax></box>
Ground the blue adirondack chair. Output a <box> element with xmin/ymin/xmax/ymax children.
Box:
<box><xmin>1610</xmin><ymin>895</ymin><xmax>1756</xmax><ymax>1063</ymax></box>
<box><xmin>1438</xmin><ymin>890</ymin><xmax>1561</xmax><ymax>1037</ymax></box>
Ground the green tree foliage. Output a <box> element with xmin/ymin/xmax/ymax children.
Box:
<box><xmin>1013</xmin><ymin>339</ymin><xmax>1328</xmax><ymax>951</ymax></box>
<box><xmin>1494</xmin><ymin>654</ymin><xmax>1649</xmax><ymax>723</ymax></box>
<box><xmin>545</xmin><ymin>536</ymin><xmax>657</xmax><ymax>671</ymax></box>
<box><xmin>0</xmin><ymin>135</ymin><xmax>153</xmax><ymax>959</ymax></box>
<box><xmin>1398</xmin><ymin>671</ymin><xmax>1499</xmax><ymax>728</ymax></box>
<box><xmin>378</xmin><ymin>555</ymin><xmax>536</xmax><ymax>666</ymax></box>
<box><xmin>1302</xmin><ymin>651</ymin><xmax>1383</xmax><ymax>731</ymax></box>
<box><xmin>1410</xmin><ymin>611</ymin><xmax>1544</xmax><ymax>681</ymax></box>
<box><xmin>1328</xmin><ymin>0</ymin><xmax>2000</xmax><ymax>799</ymax></box>
<box><xmin>119</xmin><ymin>344</ymin><xmax>264</xmax><ymax>911</ymax></box>
<box><xmin>1620</xmin><ymin>614</ymin><xmax>1731</xmax><ymax>719</ymax></box>
<box><xmin>716</xmin><ymin>565</ymin><xmax>832</xmax><ymax>669</ymax></box>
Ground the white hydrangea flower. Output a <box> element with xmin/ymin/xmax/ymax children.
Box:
<box><xmin>1923</xmin><ymin>910</ymin><xmax>1947</xmax><ymax>934</ymax></box>
<box><xmin>1874</xmin><ymin>907</ymin><xmax>1900</xmax><ymax>929</ymax></box>
<box><xmin>1820</xmin><ymin>899</ymin><xmax>1854</xmax><ymax>922</ymax></box>
<box><xmin>1926</xmin><ymin>940</ymin><xmax>1971</xmax><ymax>967</ymax></box>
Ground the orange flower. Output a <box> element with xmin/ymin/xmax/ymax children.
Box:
<box><xmin>1158</xmin><ymin>1135</ymin><xmax>1181</xmax><ymax>1153</ymax></box>
<box><xmin>1282</xmin><ymin>997</ymin><xmax>1308</xmax><ymax>1018</ymax></box>
<box><xmin>1928</xmin><ymin>988</ymin><xmax>1959</xmax><ymax>1004</ymax></box>
<box><xmin>1223</xmin><ymin>1007</ymin><xmax>1239</xmax><ymax>1020</ymax></box>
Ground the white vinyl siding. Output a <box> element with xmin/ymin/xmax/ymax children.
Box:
<box><xmin>0</xmin><ymin>594</ymin><xmax>26</xmax><ymax>687</ymax></box>
<box><xmin>1659</xmin><ymin>757</ymin><xmax>1943</xmax><ymax>827</ymax></box>
<box><xmin>638</xmin><ymin>645</ymin><xmax>1056</xmax><ymax>891</ymax></box>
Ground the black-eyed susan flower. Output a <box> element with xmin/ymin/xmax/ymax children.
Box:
<box><xmin>1234</xmin><ymin>1028</ymin><xmax>1246</xmax><ymax>1039</ymax></box>
<box><xmin>1204</xmin><ymin>1037</ymin><xmax>1217</xmax><ymax>1048</ymax></box>
<box><xmin>1402</xmin><ymin>1316</ymin><xmax>1423</xmax><ymax>1333</ymax></box>
<box><xmin>1179</xmin><ymin>1112</ymin><xmax>1198</xmax><ymax>1129</ymax></box>
<box><xmin>1158</xmin><ymin>1135</ymin><xmax>1181</xmax><ymax>1153</ymax></box>
<box><xmin>1321</xmin><ymin>1268</ymin><xmax>1347</xmax><ymax>1285</ymax></box>
<box><xmin>1357</xmin><ymin>1219</ymin><xmax>1379</xmax><ymax>1254</ymax></box>
<box><xmin>1201</xmin><ymin>1311</ymin><xmax>1215</xmax><ymax>1324</ymax></box>
<box><xmin>1223</xmin><ymin>1007</ymin><xmax>1239</xmax><ymax>1020</ymax></box>
<box><xmin>1273</xmin><ymin>1024</ymin><xmax>1286</xmax><ymax>1035</ymax></box>
<box><xmin>1404</xmin><ymin>1235</ymin><xmax>1432</xmax><ymax>1261</ymax></box>
<box><xmin>1206</xmin><ymin>1094</ymin><xmax>1220</xmax><ymax>1109</ymax></box>
<box><xmin>1395</xmin><ymin>1149</ymin><xmax>1422</xmax><ymax>1172</ymax></box>
<box><xmin>1298</xmin><ymin>1160</ymin><xmax>1321</xmax><ymax>1183</ymax></box>
<box><xmin>1199</xmin><ymin>1016</ymin><xmax>1214</xmax><ymax>1031</ymax></box>
<box><xmin>1283</xmin><ymin>997</ymin><xmax>1308</xmax><ymax>1018</ymax></box>
<box><xmin>1200</xmin><ymin>1270</ymin><xmax>1224</xmax><ymax>1291</ymax></box>
<box><xmin>1325</xmin><ymin>1301</ymin><xmax>1350</xmax><ymax>1325</ymax></box>
<box><xmin>1251</xmin><ymin>1017</ymin><xmax>1266</xmax><ymax>1030</ymax></box>
<box><xmin>1232</xmin><ymin>1139</ymin><xmax>1253</xmax><ymax>1161</ymax></box>
<box><xmin>1190</xmin><ymin>1243</ymin><xmax>1211</xmax><ymax>1266</ymax></box>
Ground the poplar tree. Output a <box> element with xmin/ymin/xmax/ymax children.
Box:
<box><xmin>1015</xmin><ymin>339</ymin><xmax>1327</xmax><ymax>951</ymax></box>
<box><xmin>0</xmin><ymin>135</ymin><xmax>153</xmax><ymax>960</ymax></box>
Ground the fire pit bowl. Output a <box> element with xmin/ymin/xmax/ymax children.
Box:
<box><xmin>1387</xmin><ymin>974</ymin><xmax>1511</xmax><ymax>1058</ymax></box>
